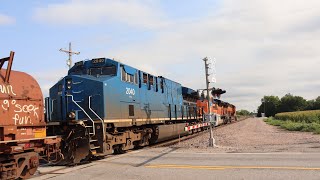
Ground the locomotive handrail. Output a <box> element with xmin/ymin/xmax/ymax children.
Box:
<box><xmin>88</xmin><ymin>95</ymin><xmax>106</xmax><ymax>142</ymax></box>
<box><xmin>50</xmin><ymin>99</ymin><xmax>56</xmax><ymax>120</ymax></box>
<box><xmin>66</xmin><ymin>94</ymin><xmax>95</xmax><ymax>136</ymax></box>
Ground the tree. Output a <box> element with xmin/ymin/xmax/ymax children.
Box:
<box><xmin>237</xmin><ymin>109</ymin><xmax>250</xmax><ymax>116</ymax></box>
<box><xmin>306</xmin><ymin>96</ymin><xmax>320</xmax><ymax>110</ymax></box>
<box><xmin>306</xmin><ymin>100</ymin><xmax>316</xmax><ymax>110</ymax></box>
<box><xmin>278</xmin><ymin>94</ymin><xmax>307</xmax><ymax>112</ymax></box>
<box><xmin>313</xmin><ymin>96</ymin><xmax>320</xmax><ymax>110</ymax></box>
<box><xmin>257</xmin><ymin>95</ymin><xmax>280</xmax><ymax>117</ymax></box>
<box><xmin>257</xmin><ymin>94</ymin><xmax>320</xmax><ymax>117</ymax></box>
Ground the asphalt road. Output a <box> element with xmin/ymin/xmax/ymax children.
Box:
<box><xmin>33</xmin><ymin>147</ymin><xmax>320</xmax><ymax>180</ymax></box>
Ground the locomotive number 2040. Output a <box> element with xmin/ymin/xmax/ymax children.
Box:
<box><xmin>126</xmin><ymin>88</ymin><xmax>135</xmax><ymax>96</ymax></box>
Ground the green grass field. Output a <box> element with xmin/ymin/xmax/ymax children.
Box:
<box><xmin>264</xmin><ymin>118</ymin><xmax>320</xmax><ymax>134</ymax></box>
<box><xmin>265</xmin><ymin>110</ymin><xmax>320</xmax><ymax>134</ymax></box>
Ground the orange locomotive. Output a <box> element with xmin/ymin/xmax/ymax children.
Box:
<box><xmin>0</xmin><ymin>52</ymin><xmax>60</xmax><ymax>179</ymax></box>
<box><xmin>197</xmin><ymin>98</ymin><xmax>236</xmax><ymax>126</ymax></box>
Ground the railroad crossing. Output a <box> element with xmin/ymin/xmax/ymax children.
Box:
<box><xmin>33</xmin><ymin>118</ymin><xmax>320</xmax><ymax>180</ymax></box>
<box><xmin>33</xmin><ymin>147</ymin><xmax>320</xmax><ymax>180</ymax></box>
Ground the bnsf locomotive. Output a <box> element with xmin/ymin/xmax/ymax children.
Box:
<box><xmin>0</xmin><ymin>52</ymin><xmax>60</xmax><ymax>179</ymax></box>
<box><xmin>197</xmin><ymin>99</ymin><xmax>236</xmax><ymax>126</ymax></box>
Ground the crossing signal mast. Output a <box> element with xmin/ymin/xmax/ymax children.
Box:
<box><xmin>203</xmin><ymin>57</ymin><xmax>216</xmax><ymax>147</ymax></box>
<box><xmin>60</xmin><ymin>42</ymin><xmax>80</xmax><ymax>69</ymax></box>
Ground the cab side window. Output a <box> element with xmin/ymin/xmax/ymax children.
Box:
<box><xmin>121</xmin><ymin>66</ymin><xmax>137</xmax><ymax>84</ymax></box>
<box><xmin>160</xmin><ymin>78</ymin><xmax>164</xmax><ymax>93</ymax></box>
<box><xmin>155</xmin><ymin>77</ymin><xmax>158</xmax><ymax>92</ymax></box>
<box><xmin>148</xmin><ymin>75</ymin><xmax>154</xmax><ymax>90</ymax></box>
<box><xmin>149</xmin><ymin>75</ymin><xmax>154</xmax><ymax>85</ymax></box>
<box><xmin>121</xmin><ymin>67</ymin><xmax>126</xmax><ymax>81</ymax></box>
<box><xmin>143</xmin><ymin>73</ymin><xmax>148</xmax><ymax>83</ymax></box>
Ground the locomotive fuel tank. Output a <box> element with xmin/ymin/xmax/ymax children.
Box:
<box><xmin>156</xmin><ymin>124</ymin><xmax>189</xmax><ymax>142</ymax></box>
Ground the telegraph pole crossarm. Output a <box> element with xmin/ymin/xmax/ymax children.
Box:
<box><xmin>60</xmin><ymin>42</ymin><xmax>80</xmax><ymax>69</ymax></box>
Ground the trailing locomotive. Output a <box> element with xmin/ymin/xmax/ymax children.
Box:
<box><xmin>46</xmin><ymin>58</ymin><xmax>209</xmax><ymax>164</ymax></box>
<box><xmin>0</xmin><ymin>52</ymin><xmax>60</xmax><ymax>179</ymax></box>
<box><xmin>197</xmin><ymin>99</ymin><xmax>236</xmax><ymax>126</ymax></box>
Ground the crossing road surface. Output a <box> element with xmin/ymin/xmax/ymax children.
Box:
<box><xmin>33</xmin><ymin>147</ymin><xmax>320</xmax><ymax>180</ymax></box>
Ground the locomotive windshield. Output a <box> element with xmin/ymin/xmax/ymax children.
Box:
<box><xmin>89</xmin><ymin>66</ymin><xmax>117</xmax><ymax>76</ymax></box>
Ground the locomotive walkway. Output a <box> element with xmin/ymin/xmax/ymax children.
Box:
<box><xmin>32</xmin><ymin>118</ymin><xmax>320</xmax><ymax>180</ymax></box>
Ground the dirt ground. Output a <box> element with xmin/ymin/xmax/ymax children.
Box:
<box><xmin>172</xmin><ymin>117</ymin><xmax>320</xmax><ymax>153</ymax></box>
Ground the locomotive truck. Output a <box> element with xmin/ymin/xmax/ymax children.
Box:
<box><xmin>0</xmin><ymin>52</ymin><xmax>61</xmax><ymax>179</ymax></box>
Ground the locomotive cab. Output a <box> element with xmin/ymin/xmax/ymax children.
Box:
<box><xmin>47</xmin><ymin>58</ymin><xmax>119</xmax><ymax>122</ymax></box>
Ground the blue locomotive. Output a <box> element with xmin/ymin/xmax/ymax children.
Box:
<box><xmin>46</xmin><ymin>58</ymin><xmax>207</xmax><ymax>164</ymax></box>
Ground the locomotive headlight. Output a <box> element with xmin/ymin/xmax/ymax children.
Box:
<box><xmin>66</xmin><ymin>79</ymin><xmax>72</xmax><ymax>89</ymax></box>
<box><xmin>68</xmin><ymin>111</ymin><xmax>76</xmax><ymax>119</ymax></box>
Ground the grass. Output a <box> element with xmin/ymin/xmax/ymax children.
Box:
<box><xmin>264</xmin><ymin>118</ymin><xmax>320</xmax><ymax>134</ymax></box>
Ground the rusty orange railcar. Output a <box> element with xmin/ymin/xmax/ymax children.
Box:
<box><xmin>0</xmin><ymin>52</ymin><xmax>60</xmax><ymax>179</ymax></box>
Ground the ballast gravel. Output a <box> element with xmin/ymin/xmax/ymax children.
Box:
<box><xmin>171</xmin><ymin>117</ymin><xmax>320</xmax><ymax>153</ymax></box>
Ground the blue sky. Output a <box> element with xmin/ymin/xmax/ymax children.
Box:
<box><xmin>1</xmin><ymin>0</ymin><xmax>320</xmax><ymax>111</ymax></box>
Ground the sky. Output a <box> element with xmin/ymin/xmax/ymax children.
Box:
<box><xmin>0</xmin><ymin>0</ymin><xmax>319</xmax><ymax>112</ymax></box>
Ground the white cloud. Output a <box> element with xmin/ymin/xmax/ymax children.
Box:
<box><xmin>33</xmin><ymin>0</ymin><xmax>169</xmax><ymax>29</ymax></box>
<box><xmin>105</xmin><ymin>0</ymin><xmax>320</xmax><ymax>111</ymax></box>
<box><xmin>0</xmin><ymin>14</ymin><xmax>15</xmax><ymax>25</ymax></box>
<box><xmin>32</xmin><ymin>0</ymin><xmax>320</xmax><ymax>111</ymax></box>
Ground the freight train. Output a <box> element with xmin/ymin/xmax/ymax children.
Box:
<box><xmin>0</xmin><ymin>52</ymin><xmax>237</xmax><ymax>179</ymax></box>
<box><xmin>0</xmin><ymin>52</ymin><xmax>60</xmax><ymax>179</ymax></box>
<box><xmin>45</xmin><ymin>58</ymin><xmax>212</xmax><ymax>164</ymax></box>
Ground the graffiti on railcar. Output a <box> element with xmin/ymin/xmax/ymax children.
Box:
<box><xmin>0</xmin><ymin>84</ymin><xmax>16</xmax><ymax>96</ymax></box>
<box><xmin>1</xmin><ymin>100</ymin><xmax>40</xmax><ymax>125</ymax></box>
<box><xmin>0</xmin><ymin>84</ymin><xmax>40</xmax><ymax>125</ymax></box>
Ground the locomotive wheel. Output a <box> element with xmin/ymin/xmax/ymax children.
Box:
<box><xmin>14</xmin><ymin>152</ymin><xmax>39</xmax><ymax>179</ymax></box>
<box><xmin>19</xmin><ymin>165</ymin><xmax>38</xmax><ymax>179</ymax></box>
<box><xmin>114</xmin><ymin>145</ymin><xmax>125</xmax><ymax>154</ymax></box>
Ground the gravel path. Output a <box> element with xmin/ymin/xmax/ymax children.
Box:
<box><xmin>172</xmin><ymin>117</ymin><xmax>320</xmax><ymax>153</ymax></box>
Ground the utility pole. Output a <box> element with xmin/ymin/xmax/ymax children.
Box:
<box><xmin>203</xmin><ymin>57</ymin><xmax>215</xmax><ymax>147</ymax></box>
<box><xmin>60</xmin><ymin>42</ymin><xmax>80</xmax><ymax>69</ymax></box>
<box><xmin>262</xmin><ymin>98</ymin><xmax>266</xmax><ymax>117</ymax></box>
<box><xmin>264</xmin><ymin>98</ymin><xmax>266</xmax><ymax>117</ymax></box>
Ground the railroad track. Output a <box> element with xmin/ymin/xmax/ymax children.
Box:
<box><xmin>151</xmin><ymin>117</ymin><xmax>249</xmax><ymax>148</ymax></box>
<box><xmin>34</xmin><ymin>117</ymin><xmax>249</xmax><ymax>179</ymax></box>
